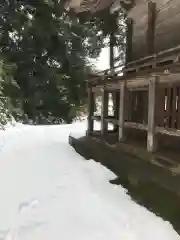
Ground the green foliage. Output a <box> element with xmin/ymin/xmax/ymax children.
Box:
<box><xmin>0</xmin><ymin>0</ymin><xmax>93</xmax><ymax>123</ymax></box>
<box><xmin>0</xmin><ymin>1</ymin><xmax>125</xmax><ymax>125</ymax></box>
<box><xmin>0</xmin><ymin>62</ymin><xmax>16</xmax><ymax>128</ymax></box>
<box><xmin>0</xmin><ymin>96</ymin><xmax>12</xmax><ymax>129</ymax></box>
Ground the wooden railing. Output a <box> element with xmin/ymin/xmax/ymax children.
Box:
<box><xmin>87</xmin><ymin>45</ymin><xmax>180</xmax><ymax>153</ymax></box>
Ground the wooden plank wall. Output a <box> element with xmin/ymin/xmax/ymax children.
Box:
<box><xmin>125</xmin><ymin>85</ymin><xmax>180</xmax><ymax>131</ymax></box>
<box><xmin>156</xmin><ymin>85</ymin><xmax>180</xmax><ymax>129</ymax></box>
<box><xmin>155</xmin><ymin>1</ymin><xmax>180</xmax><ymax>52</ymax></box>
<box><xmin>128</xmin><ymin>0</ymin><xmax>180</xmax><ymax>61</ymax></box>
<box><xmin>126</xmin><ymin>90</ymin><xmax>148</xmax><ymax>124</ymax></box>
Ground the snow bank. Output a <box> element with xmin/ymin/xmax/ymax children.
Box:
<box><xmin>0</xmin><ymin>122</ymin><xmax>179</xmax><ymax>240</ymax></box>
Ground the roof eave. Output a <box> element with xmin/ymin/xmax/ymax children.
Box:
<box><xmin>65</xmin><ymin>0</ymin><xmax>134</xmax><ymax>14</ymax></box>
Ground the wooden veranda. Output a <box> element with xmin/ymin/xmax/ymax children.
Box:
<box><xmin>67</xmin><ymin>1</ymin><xmax>180</xmax><ymax>229</ymax></box>
<box><xmin>87</xmin><ymin>44</ymin><xmax>180</xmax><ymax>154</ymax></box>
<box><xmin>79</xmin><ymin>0</ymin><xmax>180</xmax><ymax>157</ymax></box>
<box><xmin>67</xmin><ymin>0</ymin><xmax>180</xmax><ymax>181</ymax></box>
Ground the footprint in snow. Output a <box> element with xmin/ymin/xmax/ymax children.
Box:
<box><xmin>56</xmin><ymin>184</ymin><xmax>64</xmax><ymax>189</ymax></box>
<box><xmin>4</xmin><ymin>222</ymin><xmax>45</xmax><ymax>240</ymax></box>
<box><xmin>18</xmin><ymin>199</ymin><xmax>40</xmax><ymax>213</ymax></box>
<box><xmin>0</xmin><ymin>229</ymin><xmax>9</xmax><ymax>240</ymax></box>
<box><xmin>19</xmin><ymin>221</ymin><xmax>45</xmax><ymax>233</ymax></box>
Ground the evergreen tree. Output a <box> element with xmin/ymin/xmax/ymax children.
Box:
<box><xmin>0</xmin><ymin>1</ymin><xmax>125</xmax><ymax>124</ymax></box>
<box><xmin>0</xmin><ymin>0</ymin><xmax>104</xmax><ymax>124</ymax></box>
<box><xmin>0</xmin><ymin>62</ymin><xmax>16</xmax><ymax>128</ymax></box>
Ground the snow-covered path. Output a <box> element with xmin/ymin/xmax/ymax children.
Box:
<box><xmin>0</xmin><ymin>123</ymin><xmax>179</xmax><ymax>240</ymax></box>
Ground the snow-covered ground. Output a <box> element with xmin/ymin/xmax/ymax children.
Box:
<box><xmin>0</xmin><ymin>122</ymin><xmax>179</xmax><ymax>240</ymax></box>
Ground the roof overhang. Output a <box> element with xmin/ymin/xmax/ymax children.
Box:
<box><xmin>64</xmin><ymin>0</ymin><xmax>134</xmax><ymax>14</ymax></box>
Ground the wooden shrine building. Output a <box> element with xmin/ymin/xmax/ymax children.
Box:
<box><xmin>67</xmin><ymin>0</ymin><xmax>180</xmax><ymax>197</ymax></box>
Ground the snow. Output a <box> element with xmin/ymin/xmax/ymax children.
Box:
<box><xmin>0</xmin><ymin>122</ymin><xmax>179</xmax><ymax>240</ymax></box>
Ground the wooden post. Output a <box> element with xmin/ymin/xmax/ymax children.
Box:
<box><xmin>119</xmin><ymin>81</ymin><xmax>126</xmax><ymax>141</ymax></box>
<box><xmin>147</xmin><ymin>2</ymin><xmax>156</xmax><ymax>54</ymax></box>
<box><xmin>87</xmin><ymin>86</ymin><xmax>94</xmax><ymax>136</ymax></box>
<box><xmin>147</xmin><ymin>76</ymin><xmax>157</xmax><ymax>152</ymax></box>
<box><xmin>101</xmin><ymin>88</ymin><xmax>108</xmax><ymax>136</ymax></box>
<box><xmin>114</xmin><ymin>91</ymin><xmax>120</xmax><ymax>132</ymax></box>
<box><xmin>110</xmin><ymin>31</ymin><xmax>115</xmax><ymax>74</ymax></box>
<box><xmin>109</xmin><ymin>19</ymin><xmax>117</xmax><ymax>131</ymax></box>
<box><xmin>126</xmin><ymin>18</ymin><xmax>133</xmax><ymax>64</ymax></box>
<box><xmin>109</xmin><ymin>12</ymin><xmax>117</xmax><ymax>74</ymax></box>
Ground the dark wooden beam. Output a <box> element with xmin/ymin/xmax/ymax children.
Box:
<box><xmin>147</xmin><ymin>2</ymin><xmax>156</xmax><ymax>55</ymax></box>
<box><xmin>91</xmin><ymin>73</ymin><xmax>180</xmax><ymax>92</ymax></box>
<box><xmin>114</xmin><ymin>91</ymin><xmax>120</xmax><ymax>131</ymax></box>
<box><xmin>101</xmin><ymin>89</ymin><xmax>109</xmax><ymax>136</ymax></box>
<box><xmin>126</xmin><ymin>18</ymin><xmax>133</xmax><ymax>64</ymax></box>
<box><xmin>110</xmin><ymin>31</ymin><xmax>115</xmax><ymax>73</ymax></box>
<box><xmin>124</xmin><ymin>122</ymin><xmax>148</xmax><ymax>131</ymax></box>
<box><xmin>104</xmin><ymin>117</ymin><xmax>117</xmax><ymax>125</ymax></box>
<box><xmin>87</xmin><ymin>87</ymin><xmax>95</xmax><ymax>135</ymax></box>
<box><xmin>119</xmin><ymin>81</ymin><xmax>127</xmax><ymax>141</ymax></box>
<box><xmin>91</xmin><ymin>116</ymin><xmax>101</xmax><ymax>121</ymax></box>
<box><xmin>156</xmin><ymin>127</ymin><xmax>180</xmax><ymax>137</ymax></box>
<box><xmin>147</xmin><ymin>76</ymin><xmax>158</xmax><ymax>152</ymax></box>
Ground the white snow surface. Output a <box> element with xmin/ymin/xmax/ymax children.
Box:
<box><xmin>0</xmin><ymin>122</ymin><xmax>179</xmax><ymax>240</ymax></box>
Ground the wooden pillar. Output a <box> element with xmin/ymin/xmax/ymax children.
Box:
<box><xmin>109</xmin><ymin>20</ymin><xmax>117</xmax><ymax>130</ymax></box>
<box><xmin>110</xmin><ymin>31</ymin><xmax>115</xmax><ymax>74</ymax></box>
<box><xmin>87</xmin><ymin>86</ymin><xmax>94</xmax><ymax>136</ymax></box>
<box><xmin>109</xmin><ymin>12</ymin><xmax>117</xmax><ymax>73</ymax></box>
<box><xmin>119</xmin><ymin>81</ymin><xmax>126</xmax><ymax>141</ymax></box>
<box><xmin>114</xmin><ymin>91</ymin><xmax>120</xmax><ymax>132</ymax></box>
<box><xmin>101</xmin><ymin>89</ymin><xmax>108</xmax><ymax>136</ymax></box>
<box><xmin>126</xmin><ymin>18</ymin><xmax>133</xmax><ymax>64</ymax></box>
<box><xmin>147</xmin><ymin>76</ymin><xmax>157</xmax><ymax>152</ymax></box>
<box><xmin>147</xmin><ymin>2</ymin><xmax>156</xmax><ymax>54</ymax></box>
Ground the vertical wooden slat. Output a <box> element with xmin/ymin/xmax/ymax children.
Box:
<box><xmin>147</xmin><ymin>76</ymin><xmax>157</xmax><ymax>152</ymax></box>
<box><xmin>130</xmin><ymin>91</ymin><xmax>136</xmax><ymax>122</ymax></box>
<box><xmin>115</xmin><ymin>91</ymin><xmax>120</xmax><ymax>117</ymax></box>
<box><xmin>109</xmin><ymin>12</ymin><xmax>117</xmax><ymax>73</ymax></box>
<box><xmin>126</xmin><ymin>18</ymin><xmax>133</xmax><ymax>64</ymax></box>
<box><xmin>126</xmin><ymin>91</ymin><xmax>131</xmax><ymax>121</ymax></box>
<box><xmin>119</xmin><ymin>81</ymin><xmax>126</xmax><ymax>141</ymax></box>
<box><xmin>143</xmin><ymin>91</ymin><xmax>148</xmax><ymax>124</ymax></box>
<box><xmin>101</xmin><ymin>89</ymin><xmax>108</xmax><ymax>136</ymax></box>
<box><xmin>129</xmin><ymin>91</ymin><xmax>134</xmax><ymax>121</ymax></box>
<box><xmin>171</xmin><ymin>87</ymin><xmax>177</xmax><ymax>128</ymax></box>
<box><xmin>87</xmin><ymin>86</ymin><xmax>94</xmax><ymax>135</ymax></box>
<box><xmin>137</xmin><ymin>91</ymin><xmax>144</xmax><ymax>123</ymax></box>
<box><xmin>147</xmin><ymin>2</ymin><xmax>156</xmax><ymax>54</ymax></box>
<box><xmin>114</xmin><ymin>91</ymin><xmax>120</xmax><ymax>132</ymax></box>
<box><xmin>110</xmin><ymin>31</ymin><xmax>115</xmax><ymax>73</ymax></box>
<box><xmin>125</xmin><ymin>90</ymin><xmax>130</xmax><ymax>121</ymax></box>
<box><xmin>165</xmin><ymin>88</ymin><xmax>172</xmax><ymax>128</ymax></box>
<box><xmin>155</xmin><ymin>88</ymin><xmax>165</xmax><ymax>127</ymax></box>
<box><xmin>177</xmin><ymin>87</ymin><xmax>180</xmax><ymax>129</ymax></box>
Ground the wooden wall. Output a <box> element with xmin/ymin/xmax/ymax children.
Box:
<box><xmin>128</xmin><ymin>0</ymin><xmax>180</xmax><ymax>61</ymax></box>
<box><xmin>126</xmin><ymin>90</ymin><xmax>148</xmax><ymax>124</ymax></box>
<box><xmin>131</xmin><ymin>1</ymin><xmax>148</xmax><ymax>60</ymax></box>
<box><xmin>156</xmin><ymin>85</ymin><xmax>180</xmax><ymax>130</ymax></box>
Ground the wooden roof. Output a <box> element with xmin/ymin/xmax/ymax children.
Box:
<box><xmin>129</xmin><ymin>0</ymin><xmax>180</xmax><ymax>37</ymax></box>
<box><xmin>128</xmin><ymin>0</ymin><xmax>180</xmax><ymax>60</ymax></box>
<box><xmin>128</xmin><ymin>0</ymin><xmax>176</xmax><ymax>19</ymax></box>
<box><xmin>65</xmin><ymin>0</ymin><xmax>134</xmax><ymax>13</ymax></box>
<box><xmin>65</xmin><ymin>0</ymin><xmax>174</xmax><ymax>14</ymax></box>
